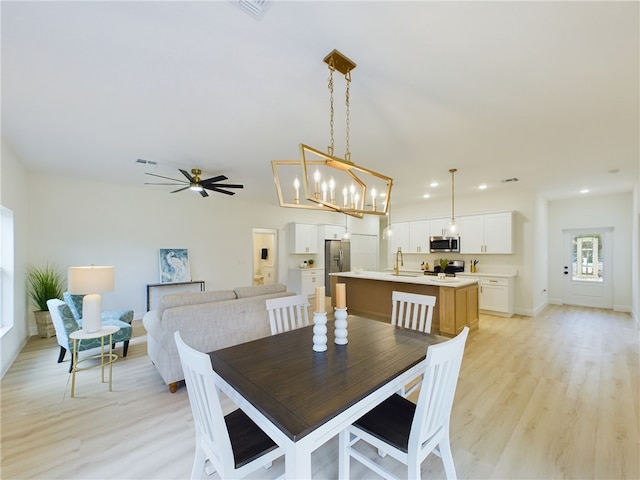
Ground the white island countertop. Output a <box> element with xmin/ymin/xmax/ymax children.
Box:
<box><xmin>457</xmin><ymin>271</ymin><xmax>517</xmax><ymax>278</ymax></box>
<box><xmin>330</xmin><ymin>270</ymin><xmax>479</xmax><ymax>288</ymax></box>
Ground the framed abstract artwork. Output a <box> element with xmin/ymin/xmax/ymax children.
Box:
<box><xmin>159</xmin><ymin>248</ymin><xmax>191</xmax><ymax>283</ymax></box>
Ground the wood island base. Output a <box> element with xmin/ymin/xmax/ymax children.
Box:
<box><xmin>331</xmin><ymin>274</ymin><xmax>479</xmax><ymax>337</ymax></box>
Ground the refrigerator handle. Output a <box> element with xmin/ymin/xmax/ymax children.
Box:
<box><xmin>338</xmin><ymin>249</ymin><xmax>343</xmax><ymax>271</ymax></box>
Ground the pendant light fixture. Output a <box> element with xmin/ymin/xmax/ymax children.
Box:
<box><xmin>342</xmin><ymin>214</ymin><xmax>350</xmax><ymax>240</ymax></box>
<box><xmin>449</xmin><ymin>168</ymin><xmax>458</xmax><ymax>234</ymax></box>
<box><xmin>272</xmin><ymin>50</ymin><xmax>393</xmax><ymax>218</ymax></box>
<box><xmin>382</xmin><ymin>199</ymin><xmax>393</xmax><ymax>239</ymax></box>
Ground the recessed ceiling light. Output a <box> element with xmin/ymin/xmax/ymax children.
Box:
<box><xmin>580</xmin><ymin>189</ymin><xmax>590</xmax><ymax>194</ymax></box>
<box><xmin>430</xmin><ymin>182</ymin><xmax>439</xmax><ymax>187</ymax></box>
<box><xmin>422</xmin><ymin>194</ymin><xmax>431</xmax><ymax>199</ymax></box>
<box><xmin>478</xmin><ymin>184</ymin><xmax>488</xmax><ymax>190</ymax></box>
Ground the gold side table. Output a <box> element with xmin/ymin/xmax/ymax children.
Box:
<box><xmin>69</xmin><ymin>325</ymin><xmax>119</xmax><ymax>397</ymax></box>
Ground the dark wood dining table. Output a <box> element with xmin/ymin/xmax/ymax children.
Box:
<box><xmin>208</xmin><ymin>315</ymin><xmax>444</xmax><ymax>479</ymax></box>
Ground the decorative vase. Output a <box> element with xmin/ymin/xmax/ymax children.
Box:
<box><xmin>312</xmin><ymin>312</ymin><xmax>328</xmax><ymax>352</ymax></box>
<box><xmin>334</xmin><ymin>307</ymin><xmax>348</xmax><ymax>345</ymax></box>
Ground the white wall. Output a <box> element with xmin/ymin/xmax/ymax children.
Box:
<box><xmin>547</xmin><ymin>192</ymin><xmax>633</xmax><ymax>311</ymax></box>
<box><xmin>532</xmin><ymin>194</ymin><xmax>549</xmax><ymax>315</ymax></box>
<box><xmin>633</xmin><ymin>185</ymin><xmax>639</xmax><ymax>325</ymax></box>
<box><xmin>1</xmin><ymin>141</ymin><xmax>30</xmax><ymax>377</ymax></box>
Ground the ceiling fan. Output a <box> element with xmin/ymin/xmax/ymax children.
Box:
<box><xmin>145</xmin><ymin>168</ymin><xmax>244</xmax><ymax>197</ymax></box>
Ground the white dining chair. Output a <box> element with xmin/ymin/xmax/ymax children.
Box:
<box><xmin>391</xmin><ymin>290</ymin><xmax>436</xmax><ymax>333</ymax></box>
<box><xmin>391</xmin><ymin>291</ymin><xmax>437</xmax><ymax>397</ymax></box>
<box><xmin>339</xmin><ymin>326</ymin><xmax>469</xmax><ymax>480</ymax></box>
<box><xmin>174</xmin><ymin>331</ymin><xmax>284</xmax><ymax>479</ymax></box>
<box><xmin>265</xmin><ymin>294</ymin><xmax>310</xmax><ymax>335</ymax></box>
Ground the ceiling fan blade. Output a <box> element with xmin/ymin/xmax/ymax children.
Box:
<box><xmin>199</xmin><ymin>189</ymin><xmax>209</xmax><ymax>198</ymax></box>
<box><xmin>207</xmin><ymin>187</ymin><xmax>236</xmax><ymax>196</ymax></box>
<box><xmin>145</xmin><ymin>172</ymin><xmax>186</xmax><ymax>183</ymax></box>
<box><xmin>208</xmin><ymin>183</ymin><xmax>244</xmax><ymax>189</ymax></box>
<box><xmin>179</xmin><ymin>169</ymin><xmax>194</xmax><ymax>182</ymax></box>
<box><xmin>144</xmin><ymin>182</ymin><xmax>185</xmax><ymax>186</ymax></box>
<box><xmin>171</xmin><ymin>186</ymin><xmax>190</xmax><ymax>193</ymax></box>
<box><xmin>200</xmin><ymin>175</ymin><xmax>228</xmax><ymax>184</ymax></box>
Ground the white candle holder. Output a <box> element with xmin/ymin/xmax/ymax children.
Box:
<box><xmin>334</xmin><ymin>307</ymin><xmax>348</xmax><ymax>345</ymax></box>
<box><xmin>312</xmin><ymin>312</ymin><xmax>328</xmax><ymax>352</ymax></box>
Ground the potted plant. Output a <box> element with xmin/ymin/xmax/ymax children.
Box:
<box><xmin>308</xmin><ymin>259</ymin><xmax>315</xmax><ymax>268</ymax></box>
<box><xmin>27</xmin><ymin>264</ymin><xmax>64</xmax><ymax>338</ymax></box>
<box><xmin>438</xmin><ymin>258</ymin><xmax>449</xmax><ymax>280</ymax></box>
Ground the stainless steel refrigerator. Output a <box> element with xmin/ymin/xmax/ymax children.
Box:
<box><xmin>325</xmin><ymin>239</ymin><xmax>351</xmax><ymax>297</ymax></box>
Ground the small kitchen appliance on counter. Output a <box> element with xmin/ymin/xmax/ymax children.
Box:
<box><xmin>423</xmin><ymin>260</ymin><xmax>464</xmax><ymax>277</ymax></box>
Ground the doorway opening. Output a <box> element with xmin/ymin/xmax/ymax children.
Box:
<box><xmin>252</xmin><ymin>228</ymin><xmax>278</xmax><ymax>286</ymax></box>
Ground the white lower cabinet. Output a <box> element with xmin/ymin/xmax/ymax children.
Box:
<box><xmin>288</xmin><ymin>268</ymin><xmax>324</xmax><ymax>297</ymax></box>
<box><xmin>458</xmin><ymin>274</ymin><xmax>514</xmax><ymax>317</ymax></box>
<box><xmin>479</xmin><ymin>277</ymin><xmax>511</xmax><ymax>315</ymax></box>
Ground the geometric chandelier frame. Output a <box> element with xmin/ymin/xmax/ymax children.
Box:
<box><xmin>272</xmin><ymin>145</ymin><xmax>393</xmax><ymax>218</ymax></box>
<box><xmin>271</xmin><ymin>49</ymin><xmax>394</xmax><ymax>218</ymax></box>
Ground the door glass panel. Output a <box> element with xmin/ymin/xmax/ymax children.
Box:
<box><xmin>571</xmin><ymin>234</ymin><xmax>603</xmax><ymax>282</ymax></box>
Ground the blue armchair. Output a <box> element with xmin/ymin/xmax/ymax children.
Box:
<box><xmin>63</xmin><ymin>291</ymin><xmax>133</xmax><ymax>326</ymax></box>
<box><xmin>47</xmin><ymin>299</ymin><xmax>132</xmax><ymax>372</ymax></box>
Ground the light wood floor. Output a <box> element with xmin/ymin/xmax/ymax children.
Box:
<box><xmin>2</xmin><ymin>305</ymin><xmax>638</xmax><ymax>479</ymax></box>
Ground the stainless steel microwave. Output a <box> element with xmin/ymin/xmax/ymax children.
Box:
<box><xmin>429</xmin><ymin>236</ymin><xmax>460</xmax><ymax>253</ymax></box>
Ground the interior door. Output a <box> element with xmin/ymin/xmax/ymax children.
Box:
<box><xmin>562</xmin><ymin>228</ymin><xmax>613</xmax><ymax>308</ymax></box>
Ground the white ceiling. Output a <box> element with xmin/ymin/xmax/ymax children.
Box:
<box><xmin>2</xmin><ymin>1</ymin><xmax>638</xmax><ymax>207</ymax></box>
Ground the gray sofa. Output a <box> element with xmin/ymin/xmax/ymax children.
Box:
<box><xmin>143</xmin><ymin>283</ymin><xmax>295</xmax><ymax>392</ymax></box>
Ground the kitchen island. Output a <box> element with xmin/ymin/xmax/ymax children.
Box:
<box><xmin>329</xmin><ymin>271</ymin><xmax>479</xmax><ymax>336</ymax></box>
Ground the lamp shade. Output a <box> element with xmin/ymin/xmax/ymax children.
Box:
<box><xmin>68</xmin><ymin>266</ymin><xmax>115</xmax><ymax>294</ymax></box>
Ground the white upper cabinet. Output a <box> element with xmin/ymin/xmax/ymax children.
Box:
<box><xmin>429</xmin><ymin>218</ymin><xmax>453</xmax><ymax>237</ymax></box>
<box><xmin>459</xmin><ymin>211</ymin><xmax>513</xmax><ymax>254</ymax></box>
<box><xmin>388</xmin><ymin>222</ymin><xmax>410</xmax><ymax>255</ymax></box>
<box><xmin>288</xmin><ymin>223</ymin><xmax>319</xmax><ymax>254</ymax></box>
<box><xmin>458</xmin><ymin>215</ymin><xmax>484</xmax><ymax>253</ymax></box>
<box><xmin>321</xmin><ymin>224</ymin><xmax>345</xmax><ymax>240</ymax></box>
<box><xmin>408</xmin><ymin>220</ymin><xmax>430</xmax><ymax>253</ymax></box>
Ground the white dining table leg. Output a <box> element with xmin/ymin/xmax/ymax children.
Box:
<box><xmin>285</xmin><ymin>441</ymin><xmax>313</xmax><ymax>479</ymax></box>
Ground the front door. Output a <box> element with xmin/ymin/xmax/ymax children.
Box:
<box><xmin>562</xmin><ymin>228</ymin><xmax>613</xmax><ymax>308</ymax></box>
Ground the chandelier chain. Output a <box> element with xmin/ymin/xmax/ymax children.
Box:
<box><xmin>345</xmin><ymin>70</ymin><xmax>351</xmax><ymax>161</ymax></box>
<box><xmin>328</xmin><ymin>59</ymin><xmax>335</xmax><ymax>157</ymax></box>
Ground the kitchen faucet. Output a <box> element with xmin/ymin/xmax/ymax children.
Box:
<box><xmin>394</xmin><ymin>247</ymin><xmax>404</xmax><ymax>275</ymax></box>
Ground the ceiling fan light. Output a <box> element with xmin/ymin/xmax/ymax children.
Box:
<box><xmin>190</xmin><ymin>183</ymin><xmax>203</xmax><ymax>192</ymax></box>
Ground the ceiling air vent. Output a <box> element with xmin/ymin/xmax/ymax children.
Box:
<box><xmin>501</xmin><ymin>177</ymin><xmax>519</xmax><ymax>183</ymax></box>
<box><xmin>233</xmin><ymin>0</ymin><xmax>270</xmax><ymax>19</ymax></box>
<box><xmin>136</xmin><ymin>158</ymin><xmax>157</xmax><ymax>166</ymax></box>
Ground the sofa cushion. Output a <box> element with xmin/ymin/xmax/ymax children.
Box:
<box><xmin>233</xmin><ymin>283</ymin><xmax>287</xmax><ymax>299</ymax></box>
<box><xmin>157</xmin><ymin>290</ymin><xmax>237</xmax><ymax>318</ymax></box>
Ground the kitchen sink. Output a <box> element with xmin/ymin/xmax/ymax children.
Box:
<box><xmin>390</xmin><ymin>273</ymin><xmax>423</xmax><ymax>278</ymax></box>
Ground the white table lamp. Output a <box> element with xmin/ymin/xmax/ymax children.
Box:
<box><xmin>68</xmin><ymin>266</ymin><xmax>115</xmax><ymax>333</ymax></box>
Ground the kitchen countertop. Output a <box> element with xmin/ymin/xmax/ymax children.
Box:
<box><xmin>330</xmin><ymin>270</ymin><xmax>478</xmax><ymax>288</ymax></box>
<box><xmin>457</xmin><ymin>271</ymin><xmax>517</xmax><ymax>278</ymax></box>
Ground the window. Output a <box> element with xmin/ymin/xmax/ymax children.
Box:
<box><xmin>571</xmin><ymin>233</ymin><xmax>603</xmax><ymax>282</ymax></box>
<box><xmin>1</xmin><ymin>205</ymin><xmax>15</xmax><ymax>336</ymax></box>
